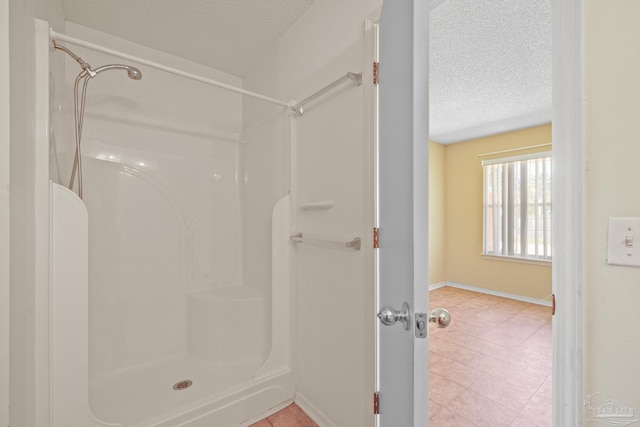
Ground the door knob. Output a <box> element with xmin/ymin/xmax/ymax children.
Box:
<box><xmin>377</xmin><ymin>302</ymin><xmax>411</xmax><ymax>330</ymax></box>
<box><xmin>428</xmin><ymin>307</ymin><xmax>451</xmax><ymax>328</ymax></box>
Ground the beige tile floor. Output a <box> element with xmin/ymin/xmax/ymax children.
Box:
<box><xmin>250</xmin><ymin>403</ymin><xmax>318</xmax><ymax>427</ymax></box>
<box><xmin>429</xmin><ymin>286</ymin><xmax>552</xmax><ymax>427</ymax></box>
<box><xmin>253</xmin><ymin>286</ymin><xmax>552</xmax><ymax>427</ymax></box>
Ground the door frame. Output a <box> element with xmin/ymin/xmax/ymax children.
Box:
<box><xmin>0</xmin><ymin>1</ymin><xmax>10</xmax><ymax>426</ymax></box>
<box><xmin>371</xmin><ymin>0</ymin><xmax>431</xmax><ymax>424</ymax></box>
<box><xmin>550</xmin><ymin>0</ymin><xmax>583</xmax><ymax>425</ymax></box>
<box><xmin>367</xmin><ymin>0</ymin><xmax>584</xmax><ymax>424</ymax></box>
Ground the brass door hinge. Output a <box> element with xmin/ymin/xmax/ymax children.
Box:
<box><xmin>374</xmin><ymin>391</ymin><xmax>380</xmax><ymax>414</ymax></box>
<box><xmin>373</xmin><ymin>227</ymin><xmax>379</xmax><ymax>249</ymax></box>
<box><xmin>373</xmin><ymin>62</ymin><xmax>379</xmax><ymax>85</ymax></box>
<box><xmin>552</xmin><ymin>293</ymin><xmax>556</xmax><ymax>315</ymax></box>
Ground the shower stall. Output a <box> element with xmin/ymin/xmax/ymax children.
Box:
<box><xmin>44</xmin><ymin>21</ymin><xmax>294</xmax><ymax>426</ymax></box>
<box><xmin>37</xmin><ymin>14</ymin><xmax>364</xmax><ymax>425</ymax></box>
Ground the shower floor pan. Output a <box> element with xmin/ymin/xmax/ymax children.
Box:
<box><xmin>90</xmin><ymin>355</ymin><xmax>289</xmax><ymax>426</ymax></box>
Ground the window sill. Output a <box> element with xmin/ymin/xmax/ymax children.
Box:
<box><xmin>482</xmin><ymin>254</ymin><xmax>552</xmax><ymax>266</ymax></box>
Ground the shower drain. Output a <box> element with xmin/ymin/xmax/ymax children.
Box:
<box><xmin>172</xmin><ymin>380</ymin><xmax>193</xmax><ymax>391</ymax></box>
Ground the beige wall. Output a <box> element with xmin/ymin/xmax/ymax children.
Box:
<box><xmin>434</xmin><ymin>124</ymin><xmax>552</xmax><ymax>300</ymax></box>
<box><xmin>583</xmin><ymin>0</ymin><xmax>640</xmax><ymax>417</ymax></box>
<box><xmin>429</xmin><ymin>141</ymin><xmax>446</xmax><ymax>285</ymax></box>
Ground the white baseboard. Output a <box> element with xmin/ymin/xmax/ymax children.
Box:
<box><xmin>428</xmin><ymin>282</ymin><xmax>448</xmax><ymax>291</ymax></box>
<box><xmin>430</xmin><ymin>281</ymin><xmax>552</xmax><ymax>307</ymax></box>
<box><xmin>294</xmin><ymin>392</ymin><xmax>336</xmax><ymax>427</ymax></box>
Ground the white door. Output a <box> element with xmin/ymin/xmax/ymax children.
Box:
<box><xmin>377</xmin><ymin>1</ymin><xmax>447</xmax><ymax>426</ymax></box>
<box><xmin>376</xmin><ymin>1</ymin><xmax>583</xmax><ymax>426</ymax></box>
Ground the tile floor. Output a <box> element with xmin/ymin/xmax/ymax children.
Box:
<box><xmin>250</xmin><ymin>403</ymin><xmax>318</xmax><ymax>427</ymax></box>
<box><xmin>429</xmin><ymin>286</ymin><xmax>552</xmax><ymax>427</ymax></box>
<box><xmin>252</xmin><ymin>286</ymin><xmax>552</xmax><ymax>427</ymax></box>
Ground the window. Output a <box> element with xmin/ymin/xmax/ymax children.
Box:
<box><xmin>483</xmin><ymin>151</ymin><xmax>552</xmax><ymax>262</ymax></box>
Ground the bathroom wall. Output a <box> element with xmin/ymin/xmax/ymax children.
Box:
<box><xmin>443</xmin><ymin>124</ymin><xmax>552</xmax><ymax>300</ymax></box>
<box><xmin>583</xmin><ymin>0</ymin><xmax>640</xmax><ymax>418</ymax></box>
<box><xmin>243</xmin><ymin>0</ymin><xmax>381</xmax><ymax>425</ymax></box>
<box><xmin>8</xmin><ymin>0</ymin><xmax>65</xmax><ymax>425</ymax></box>
<box><xmin>8</xmin><ymin>0</ymin><xmax>39</xmax><ymax>421</ymax></box>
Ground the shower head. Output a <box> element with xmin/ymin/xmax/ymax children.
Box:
<box><xmin>52</xmin><ymin>43</ymin><xmax>142</xmax><ymax>80</ymax></box>
<box><xmin>92</xmin><ymin>64</ymin><xmax>143</xmax><ymax>80</ymax></box>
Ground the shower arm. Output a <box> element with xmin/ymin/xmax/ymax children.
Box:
<box><xmin>53</xmin><ymin>42</ymin><xmax>96</xmax><ymax>77</ymax></box>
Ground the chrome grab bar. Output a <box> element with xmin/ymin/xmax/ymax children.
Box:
<box><xmin>290</xmin><ymin>232</ymin><xmax>361</xmax><ymax>251</ymax></box>
<box><xmin>290</xmin><ymin>72</ymin><xmax>363</xmax><ymax>116</ymax></box>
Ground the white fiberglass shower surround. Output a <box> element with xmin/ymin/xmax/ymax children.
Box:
<box><xmin>42</xmin><ymin>20</ymin><xmax>297</xmax><ymax>427</ymax></box>
<box><xmin>40</xmin><ymin>18</ymin><xmax>362</xmax><ymax>426</ymax></box>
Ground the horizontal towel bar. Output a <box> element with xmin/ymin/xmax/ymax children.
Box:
<box><xmin>290</xmin><ymin>232</ymin><xmax>361</xmax><ymax>251</ymax></box>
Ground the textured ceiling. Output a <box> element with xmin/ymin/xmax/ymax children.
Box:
<box><xmin>429</xmin><ymin>0</ymin><xmax>552</xmax><ymax>143</ymax></box>
<box><xmin>60</xmin><ymin>0</ymin><xmax>552</xmax><ymax>144</ymax></box>
<box><xmin>61</xmin><ymin>0</ymin><xmax>318</xmax><ymax>77</ymax></box>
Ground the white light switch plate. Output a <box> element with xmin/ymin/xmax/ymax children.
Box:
<box><xmin>608</xmin><ymin>217</ymin><xmax>640</xmax><ymax>267</ymax></box>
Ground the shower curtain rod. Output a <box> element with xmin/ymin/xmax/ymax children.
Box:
<box><xmin>49</xmin><ymin>29</ymin><xmax>291</xmax><ymax>108</ymax></box>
